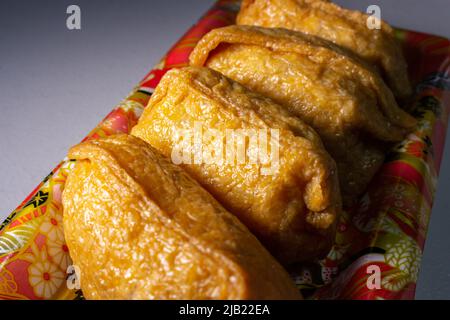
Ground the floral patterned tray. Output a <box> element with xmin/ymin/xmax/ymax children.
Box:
<box><xmin>1</xmin><ymin>0</ymin><xmax>450</xmax><ymax>300</ymax></box>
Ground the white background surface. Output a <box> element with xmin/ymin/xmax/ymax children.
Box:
<box><xmin>0</xmin><ymin>0</ymin><xmax>449</xmax><ymax>299</ymax></box>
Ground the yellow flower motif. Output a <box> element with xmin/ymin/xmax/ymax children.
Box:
<box><xmin>23</xmin><ymin>243</ymin><xmax>65</xmax><ymax>299</ymax></box>
<box><xmin>39</xmin><ymin>205</ymin><xmax>64</xmax><ymax>242</ymax></box>
<box><xmin>29</xmin><ymin>261</ymin><xmax>65</xmax><ymax>299</ymax></box>
<box><xmin>47</xmin><ymin>237</ymin><xmax>72</xmax><ymax>271</ymax></box>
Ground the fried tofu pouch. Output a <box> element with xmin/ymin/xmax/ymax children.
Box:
<box><xmin>236</xmin><ymin>0</ymin><xmax>412</xmax><ymax>100</ymax></box>
<box><xmin>62</xmin><ymin>134</ymin><xmax>301</xmax><ymax>300</ymax></box>
<box><xmin>189</xmin><ymin>26</ymin><xmax>416</xmax><ymax>204</ymax></box>
<box><xmin>131</xmin><ymin>66</ymin><xmax>341</xmax><ymax>264</ymax></box>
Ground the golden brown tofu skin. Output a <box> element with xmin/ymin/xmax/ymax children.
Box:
<box><xmin>131</xmin><ymin>66</ymin><xmax>341</xmax><ymax>264</ymax></box>
<box><xmin>189</xmin><ymin>26</ymin><xmax>416</xmax><ymax>204</ymax></box>
<box><xmin>62</xmin><ymin>134</ymin><xmax>301</xmax><ymax>300</ymax></box>
<box><xmin>236</xmin><ymin>0</ymin><xmax>412</xmax><ymax>100</ymax></box>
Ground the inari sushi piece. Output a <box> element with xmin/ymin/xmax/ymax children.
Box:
<box><xmin>189</xmin><ymin>26</ymin><xmax>417</xmax><ymax>204</ymax></box>
<box><xmin>131</xmin><ymin>66</ymin><xmax>341</xmax><ymax>264</ymax></box>
<box><xmin>236</xmin><ymin>0</ymin><xmax>412</xmax><ymax>100</ymax></box>
<box><xmin>62</xmin><ymin>134</ymin><xmax>301</xmax><ymax>300</ymax></box>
